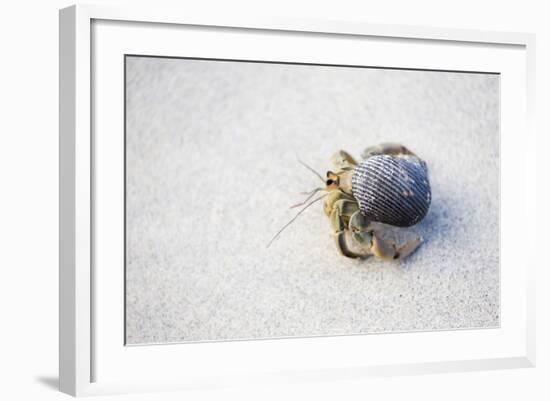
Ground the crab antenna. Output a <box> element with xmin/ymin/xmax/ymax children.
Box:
<box><xmin>297</xmin><ymin>159</ymin><xmax>324</xmax><ymax>182</ymax></box>
<box><xmin>267</xmin><ymin>193</ymin><xmax>327</xmax><ymax>248</ymax></box>
<box><xmin>289</xmin><ymin>187</ymin><xmax>323</xmax><ymax>209</ymax></box>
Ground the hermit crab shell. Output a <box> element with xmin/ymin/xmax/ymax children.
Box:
<box><xmin>351</xmin><ymin>154</ymin><xmax>431</xmax><ymax>227</ymax></box>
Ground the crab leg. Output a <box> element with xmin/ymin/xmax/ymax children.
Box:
<box><xmin>371</xmin><ymin>226</ymin><xmax>422</xmax><ymax>260</ymax></box>
<box><xmin>361</xmin><ymin>142</ymin><xmax>416</xmax><ymax>159</ymax></box>
<box><xmin>330</xmin><ymin>150</ymin><xmax>358</xmax><ymax>170</ymax></box>
<box><xmin>329</xmin><ymin>199</ymin><xmax>375</xmax><ymax>259</ymax></box>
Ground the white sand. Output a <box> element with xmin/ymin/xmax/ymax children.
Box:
<box><xmin>125</xmin><ymin>56</ymin><xmax>500</xmax><ymax>344</ymax></box>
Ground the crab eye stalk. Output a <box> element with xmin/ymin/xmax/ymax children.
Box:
<box><xmin>326</xmin><ymin>171</ymin><xmax>339</xmax><ymax>184</ymax></box>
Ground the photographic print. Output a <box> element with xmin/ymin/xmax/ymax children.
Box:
<box><xmin>124</xmin><ymin>56</ymin><xmax>499</xmax><ymax>345</ymax></box>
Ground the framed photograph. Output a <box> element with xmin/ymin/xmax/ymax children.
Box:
<box><xmin>59</xmin><ymin>4</ymin><xmax>536</xmax><ymax>396</ymax></box>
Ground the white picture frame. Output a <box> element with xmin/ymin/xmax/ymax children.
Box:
<box><xmin>59</xmin><ymin>3</ymin><xmax>536</xmax><ymax>397</ymax></box>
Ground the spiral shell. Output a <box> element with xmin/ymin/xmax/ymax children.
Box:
<box><xmin>351</xmin><ymin>154</ymin><xmax>431</xmax><ymax>227</ymax></box>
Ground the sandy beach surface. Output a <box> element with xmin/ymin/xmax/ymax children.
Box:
<box><xmin>125</xmin><ymin>56</ymin><xmax>500</xmax><ymax>344</ymax></box>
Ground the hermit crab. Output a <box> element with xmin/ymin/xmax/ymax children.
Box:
<box><xmin>269</xmin><ymin>143</ymin><xmax>431</xmax><ymax>260</ymax></box>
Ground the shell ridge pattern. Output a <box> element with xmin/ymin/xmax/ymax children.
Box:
<box><xmin>357</xmin><ymin>157</ymin><xmax>418</xmax><ymax>222</ymax></box>
<box><xmin>366</xmin><ymin>157</ymin><xmax>421</xmax><ymax>215</ymax></box>
<box><xmin>385</xmin><ymin>156</ymin><xmax>429</xmax><ymax>215</ymax></box>
<box><xmin>359</xmin><ymin>158</ymin><xmax>407</xmax><ymax>217</ymax></box>
<box><xmin>351</xmin><ymin>154</ymin><xmax>431</xmax><ymax>227</ymax></box>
